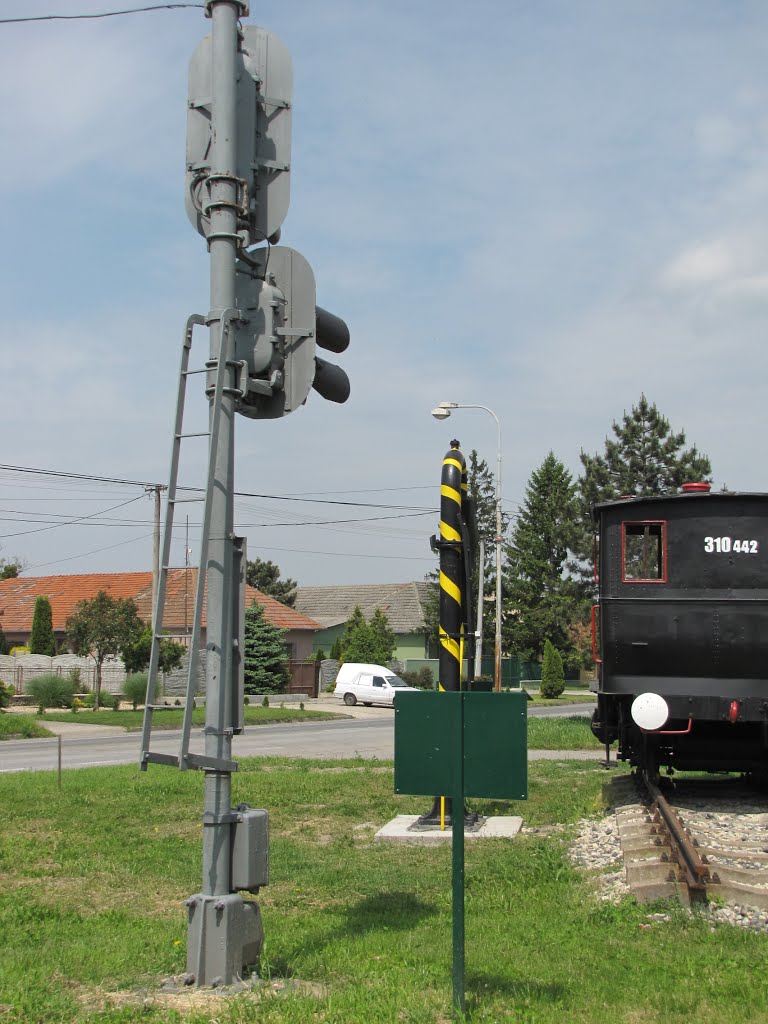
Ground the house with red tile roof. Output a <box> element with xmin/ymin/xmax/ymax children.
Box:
<box><xmin>0</xmin><ymin>570</ymin><xmax>321</xmax><ymax>662</ymax></box>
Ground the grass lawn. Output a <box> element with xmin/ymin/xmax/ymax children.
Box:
<box><xmin>35</xmin><ymin>706</ymin><xmax>346</xmax><ymax>730</ymax></box>
<box><xmin>0</xmin><ymin>714</ymin><xmax>54</xmax><ymax>740</ymax></box>
<box><xmin>2</xmin><ymin>758</ymin><xmax>766</xmax><ymax>1024</ymax></box>
<box><xmin>525</xmin><ymin>693</ymin><xmax>596</xmax><ymax>707</ymax></box>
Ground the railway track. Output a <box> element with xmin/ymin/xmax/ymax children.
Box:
<box><xmin>609</xmin><ymin>773</ymin><xmax>768</xmax><ymax>908</ymax></box>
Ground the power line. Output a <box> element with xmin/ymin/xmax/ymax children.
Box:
<box><xmin>0</xmin><ymin>5</ymin><xmax>204</xmax><ymax>25</ymax></box>
<box><xmin>0</xmin><ymin>464</ymin><xmax>435</xmax><ymax>511</ymax></box>
<box><xmin>27</xmin><ymin>533</ymin><xmax>153</xmax><ymax>571</ymax></box>
<box><xmin>0</xmin><ymin>495</ymin><xmax>145</xmax><ymax>540</ymax></box>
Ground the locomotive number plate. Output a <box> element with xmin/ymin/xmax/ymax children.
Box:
<box><xmin>704</xmin><ymin>536</ymin><xmax>759</xmax><ymax>554</ymax></box>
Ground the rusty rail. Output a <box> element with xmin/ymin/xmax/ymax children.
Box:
<box><xmin>640</xmin><ymin>771</ymin><xmax>715</xmax><ymax>900</ymax></box>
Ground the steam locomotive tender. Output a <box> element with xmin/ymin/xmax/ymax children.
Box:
<box><xmin>590</xmin><ymin>484</ymin><xmax>768</xmax><ymax>774</ymax></box>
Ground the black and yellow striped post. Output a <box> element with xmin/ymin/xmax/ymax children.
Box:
<box><xmin>418</xmin><ymin>440</ymin><xmax>480</xmax><ymax>829</ymax></box>
<box><xmin>438</xmin><ymin>441</ymin><xmax>465</xmax><ymax>697</ymax></box>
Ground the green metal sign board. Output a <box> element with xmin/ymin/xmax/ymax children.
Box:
<box><xmin>394</xmin><ymin>691</ymin><xmax>527</xmax><ymax>800</ymax></box>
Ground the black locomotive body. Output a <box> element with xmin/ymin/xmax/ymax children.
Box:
<box><xmin>590</xmin><ymin>486</ymin><xmax>768</xmax><ymax>773</ymax></box>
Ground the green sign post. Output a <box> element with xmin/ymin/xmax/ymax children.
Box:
<box><xmin>394</xmin><ymin>690</ymin><xmax>528</xmax><ymax>1015</ymax></box>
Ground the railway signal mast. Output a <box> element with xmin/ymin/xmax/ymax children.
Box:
<box><xmin>140</xmin><ymin>0</ymin><xmax>349</xmax><ymax>987</ymax></box>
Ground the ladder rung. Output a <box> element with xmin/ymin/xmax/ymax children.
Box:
<box><xmin>155</xmin><ymin>633</ymin><xmax>192</xmax><ymax>640</ymax></box>
<box><xmin>169</xmin><ymin>497</ymin><xmax>205</xmax><ymax>504</ymax></box>
<box><xmin>182</xmin><ymin>368</ymin><xmax>209</xmax><ymax>376</ymax></box>
<box><xmin>146</xmin><ymin>703</ymin><xmax>170</xmax><ymax>711</ymax></box>
<box><xmin>184</xmin><ymin>753</ymin><xmax>239</xmax><ymax>773</ymax></box>
<box><xmin>142</xmin><ymin>752</ymin><xmax>180</xmax><ymax>768</ymax></box>
<box><xmin>177</xmin><ymin>431</ymin><xmax>210</xmax><ymax>439</ymax></box>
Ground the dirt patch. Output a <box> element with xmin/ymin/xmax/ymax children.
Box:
<box><xmin>79</xmin><ymin>976</ymin><xmax>328</xmax><ymax>1014</ymax></box>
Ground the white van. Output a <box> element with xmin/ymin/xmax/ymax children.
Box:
<box><xmin>333</xmin><ymin>663</ymin><xmax>419</xmax><ymax>707</ymax></box>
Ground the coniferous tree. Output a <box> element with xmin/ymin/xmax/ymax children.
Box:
<box><xmin>579</xmin><ymin>394</ymin><xmax>711</xmax><ymax>505</ymax></box>
<box><xmin>339</xmin><ymin>606</ymin><xmax>396</xmax><ymax>665</ymax></box>
<box><xmin>29</xmin><ymin>596</ymin><xmax>55</xmax><ymax>656</ymax></box>
<box><xmin>576</xmin><ymin>395</ymin><xmax>712</xmax><ymax>577</ymax></box>
<box><xmin>503</xmin><ymin>453</ymin><xmax>586</xmax><ymax>666</ymax></box>
<box><xmin>368</xmin><ymin>608</ymin><xmax>396</xmax><ymax>664</ymax></box>
<box><xmin>339</xmin><ymin>606</ymin><xmax>366</xmax><ymax>661</ymax></box>
<box><xmin>0</xmin><ymin>623</ymin><xmax>8</xmax><ymax>656</ymax></box>
<box><xmin>243</xmin><ymin>602</ymin><xmax>289</xmax><ymax>694</ymax></box>
<box><xmin>245</xmin><ymin>558</ymin><xmax>297</xmax><ymax>607</ymax></box>
<box><xmin>540</xmin><ymin>639</ymin><xmax>565</xmax><ymax>699</ymax></box>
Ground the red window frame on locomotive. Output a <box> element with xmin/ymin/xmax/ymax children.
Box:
<box><xmin>621</xmin><ymin>520</ymin><xmax>667</xmax><ymax>584</ymax></box>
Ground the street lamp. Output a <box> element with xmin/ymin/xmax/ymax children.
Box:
<box><xmin>430</xmin><ymin>401</ymin><xmax>504</xmax><ymax>692</ymax></box>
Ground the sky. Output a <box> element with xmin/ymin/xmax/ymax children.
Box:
<box><xmin>1</xmin><ymin>0</ymin><xmax>768</xmax><ymax>588</ymax></box>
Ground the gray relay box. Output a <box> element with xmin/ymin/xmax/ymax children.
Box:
<box><xmin>231</xmin><ymin>805</ymin><xmax>269</xmax><ymax>892</ymax></box>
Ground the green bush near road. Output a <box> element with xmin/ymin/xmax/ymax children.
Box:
<box><xmin>24</xmin><ymin>674</ymin><xmax>76</xmax><ymax>714</ymax></box>
<box><xmin>122</xmin><ymin>672</ymin><xmax>149</xmax><ymax>711</ymax></box>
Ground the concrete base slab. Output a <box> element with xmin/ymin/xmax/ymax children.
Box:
<box><xmin>374</xmin><ymin>815</ymin><xmax>523</xmax><ymax>844</ymax></box>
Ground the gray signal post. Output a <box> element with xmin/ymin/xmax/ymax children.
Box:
<box><xmin>191</xmin><ymin>0</ymin><xmax>248</xmax><ymax>985</ymax></box>
<box><xmin>138</xmin><ymin>0</ymin><xmax>351</xmax><ymax>987</ymax></box>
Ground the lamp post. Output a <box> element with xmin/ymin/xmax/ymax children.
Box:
<box><xmin>431</xmin><ymin>402</ymin><xmax>504</xmax><ymax>692</ymax></box>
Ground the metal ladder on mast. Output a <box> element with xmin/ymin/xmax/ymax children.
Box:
<box><xmin>139</xmin><ymin>309</ymin><xmax>241</xmax><ymax>773</ymax></box>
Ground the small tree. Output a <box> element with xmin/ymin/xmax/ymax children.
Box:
<box><xmin>243</xmin><ymin>602</ymin><xmax>289</xmax><ymax>695</ymax></box>
<box><xmin>540</xmin><ymin>640</ymin><xmax>565</xmax><ymax>699</ymax></box>
<box><xmin>0</xmin><ymin>551</ymin><xmax>24</xmax><ymax>580</ymax></box>
<box><xmin>29</xmin><ymin>596</ymin><xmax>56</xmax><ymax>656</ymax></box>
<box><xmin>66</xmin><ymin>591</ymin><xmax>144</xmax><ymax>710</ymax></box>
<box><xmin>122</xmin><ymin>625</ymin><xmax>186</xmax><ymax>675</ymax></box>
<box><xmin>0</xmin><ymin>623</ymin><xmax>8</xmax><ymax>656</ymax></box>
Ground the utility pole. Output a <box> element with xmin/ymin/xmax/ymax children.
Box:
<box><xmin>145</xmin><ymin>484</ymin><xmax>163</xmax><ymax>614</ymax></box>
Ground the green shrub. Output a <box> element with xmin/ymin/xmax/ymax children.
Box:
<box><xmin>540</xmin><ymin>640</ymin><xmax>565</xmax><ymax>699</ymax></box>
<box><xmin>399</xmin><ymin>667</ymin><xmax>435</xmax><ymax>689</ymax></box>
<box><xmin>82</xmin><ymin>689</ymin><xmax>118</xmax><ymax>710</ymax></box>
<box><xmin>25</xmin><ymin>673</ymin><xmax>76</xmax><ymax>714</ymax></box>
<box><xmin>71</xmin><ymin>697</ymin><xmax>84</xmax><ymax>714</ymax></box>
<box><xmin>123</xmin><ymin>672</ymin><xmax>149</xmax><ymax>711</ymax></box>
<box><xmin>262</xmin><ymin>695</ymin><xmax>269</xmax><ymax>708</ymax></box>
<box><xmin>0</xmin><ymin>681</ymin><xmax>14</xmax><ymax>710</ymax></box>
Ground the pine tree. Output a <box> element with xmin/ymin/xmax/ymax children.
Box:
<box><xmin>576</xmin><ymin>395</ymin><xmax>712</xmax><ymax>579</ymax></box>
<box><xmin>339</xmin><ymin>606</ymin><xmax>396</xmax><ymax>665</ymax></box>
<box><xmin>339</xmin><ymin>606</ymin><xmax>366</xmax><ymax>662</ymax></box>
<box><xmin>579</xmin><ymin>394</ymin><xmax>711</xmax><ymax>507</ymax></box>
<box><xmin>245</xmin><ymin>558</ymin><xmax>297</xmax><ymax>607</ymax></box>
<box><xmin>540</xmin><ymin>639</ymin><xmax>565</xmax><ymax>699</ymax></box>
<box><xmin>29</xmin><ymin>596</ymin><xmax>55</xmax><ymax>656</ymax></box>
<box><xmin>368</xmin><ymin>609</ymin><xmax>396</xmax><ymax>664</ymax></box>
<box><xmin>503</xmin><ymin>453</ymin><xmax>586</xmax><ymax>666</ymax></box>
<box><xmin>243</xmin><ymin>602</ymin><xmax>289</xmax><ymax>694</ymax></box>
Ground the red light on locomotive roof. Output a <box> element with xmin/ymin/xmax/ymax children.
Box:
<box><xmin>681</xmin><ymin>482</ymin><xmax>712</xmax><ymax>493</ymax></box>
<box><xmin>729</xmin><ymin>700</ymin><xmax>740</xmax><ymax>724</ymax></box>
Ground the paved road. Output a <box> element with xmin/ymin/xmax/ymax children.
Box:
<box><xmin>0</xmin><ymin>701</ymin><xmax>596</xmax><ymax>774</ymax></box>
